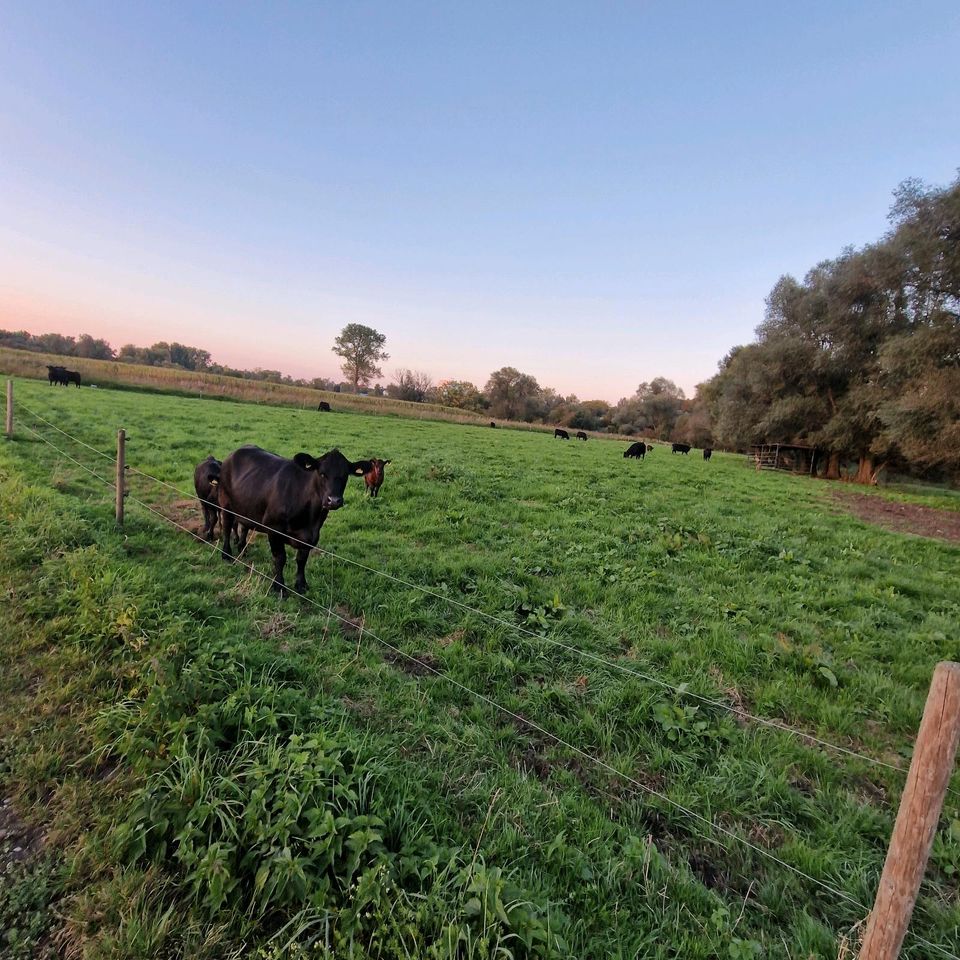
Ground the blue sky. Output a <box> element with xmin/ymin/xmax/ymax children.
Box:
<box><xmin>1</xmin><ymin>1</ymin><xmax>957</xmax><ymax>400</ymax></box>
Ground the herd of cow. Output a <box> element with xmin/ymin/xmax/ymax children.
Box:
<box><xmin>193</xmin><ymin>446</ymin><xmax>390</xmax><ymax>596</ymax></box>
<box><xmin>552</xmin><ymin>428</ymin><xmax>711</xmax><ymax>460</ymax></box>
<box><xmin>623</xmin><ymin>441</ymin><xmax>712</xmax><ymax>460</ymax></box>
<box><xmin>46</xmin><ymin>365</ymin><xmax>82</xmax><ymax>387</ymax></box>
<box><xmin>189</xmin><ymin>427</ymin><xmax>712</xmax><ymax>598</ymax></box>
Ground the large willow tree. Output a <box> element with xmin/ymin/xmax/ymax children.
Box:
<box><xmin>703</xmin><ymin>173</ymin><xmax>960</xmax><ymax>484</ymax></box>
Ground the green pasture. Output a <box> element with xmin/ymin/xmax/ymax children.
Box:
<box><xmin>1</xmin><ymin>378</ymin><xmax>958</xmax><ymax>959</ymax></box>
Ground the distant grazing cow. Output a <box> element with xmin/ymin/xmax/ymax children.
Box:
<box><xmin>317</xmin><ymin>401</ymin><xmax>332</xmax><ymax>412</ymax></box>
<box><xmin>64</xmin><ymin>369</ymin><xmax>81</xmax><ymax>387</ymax></box>
<box><xmin>624</xmin><ymin>441</ymin><xmax>646</xmax><ymax>459</ymax></box>
<box><xmin>576</xmin><ymin>431</ymin><xmax>588</xmax><ymax>441</ymax></box>
<box><xmin>193</xmin><ymin>456</ymin><xmax>223</xmax><ymax>542</ymax></box>
<box><xmin>359</xmin><ymin>457</ymin><xmax>391</xmax><ymax>498</ymax></box>
<box><xmin>218</xmin><ymin>445</ymin><xmax>366</xmax><ymax>596</ymax></box>
<box><xmin>672</xmin><ymin>443</ymin><xmax>691</xmax><ymax>454</ymax></box>
<box><xmin>703</xmin><ymin>448</ymin><xmax>713</xmax><ymax>460</ymax></box>
<box><xmin>490</xmin><ymin>421</ymin><xmax>497</xmax><ymax>428</ymax></box>
<box><xmin>47</xmin><ymin>365</ymin><xmax>66</xmax><ymax>386</ymax></box>
<box><xmin>554</xmin><ymin>428</ymin><xmax>570</xmax><ymax>440</ymax></box>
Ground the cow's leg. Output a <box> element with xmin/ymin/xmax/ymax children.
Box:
<box><xmin>206</xmin><ymin>504</ymin><xmax>219</xmax><ymax>542</ymax></box>
<box><xmin>268</xmin><ymin>534</ymin><xmax>288</xmax><ymax>596</ymax></box>
<box><xmin>221</xmin><ymin>506</ymin><xmax>235</xmax><ymax>561</ymax></box>
<box><xmin>293</xmin><ymin>546</ymin><xmax>311</xmax><ymax>595</ymax></box>
<box><xmin>237</xmin><ymin>525</ymin><xmax>250</xmax><ymax>552</ymax></box>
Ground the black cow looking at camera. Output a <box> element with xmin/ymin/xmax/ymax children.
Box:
<box><xmin>193</xmin><ymin>456</ymin><xmax>223</xmax><ymax>542</ymax></box>
<box><xmin>218</xmin><ymin>445</ymin><xmax>366</xmax><ymax>597</ymax></box>
<box><xmin>554</xmin><ymin>428</ymin><xmax>570</xmax><ymax>440</ymax></box>
<box><xmin>624</xmin><ymin>441</ymin><xmax>646</xmax><ymax>459</ymax></box>
<box><xmin>672</xmin><ymin>443</ymin><xmax>691</xmax><ymax>454</ymax></box>
<box><xmin>47</xmin><ymin>365</ymin><xmax>66</xmax><ymax>385</ymax></box>
<box><xmin>576</xmin><ymin>431</ymin><xmax>588</xmax><ymax>441</ymax></box>
<box><xmin>490</xmin><ymin>421</ymin><xmax>497</xmax><ymax>428</ymax></box>
<box><xmin>317</xmin><ymin>401</ymin><xmax>332</xmax><ymax>412</ymax></box>
<box><xmin>703</xmin><ymin>448</ymin><xmax>713</xmax><ymax>460</ymax></box>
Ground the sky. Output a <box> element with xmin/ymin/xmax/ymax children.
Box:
<box><xmin>1</xmin><ymin>2</ymin><xmax>958</xmax><ymax>402</ymax></box>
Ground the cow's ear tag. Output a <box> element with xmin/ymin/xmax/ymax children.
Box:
<box><xmin>210</xmin><ymin>478</ymin><xmax>219</xmax><ymax>486</ymax></box>
<box><xmin>293</xmin><ymin>453</ymin><xmax>315</xmax><ymax>470</ymax></box>
<box><xmin>354</xmin><ymin>466</ymin><xmax>365</xmax><ymax>475</ymax></box>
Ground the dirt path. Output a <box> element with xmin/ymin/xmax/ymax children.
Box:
<box><xmin>832</xmin><ymin>491</ymin><xmax>960</xmax><ymax>543</ymax></box>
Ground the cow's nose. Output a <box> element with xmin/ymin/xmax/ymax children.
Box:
<box><xmin>324</xmin><ymin>496</ymin><xmax>344</xmax><ymax>510</ymax></box>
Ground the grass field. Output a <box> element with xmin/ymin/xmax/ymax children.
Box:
<box><xmin>1</xmin><ymin>378</ymin><xmax>959</xmax><ymax>959</ymax></box>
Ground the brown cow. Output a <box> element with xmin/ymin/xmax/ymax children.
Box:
<box><xmin>360</xmin><ymin>457</ymin><xmax>391</xmax><ymax>498</ymax></box>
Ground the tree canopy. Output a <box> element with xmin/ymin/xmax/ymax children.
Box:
<box><xmin>483</xmin><ymin>367</ymin><xmax>543</xmax><ymax>422</ymax></box>
<box><xmin>332</xmin><ymin>324</ymin><xmax>389</xmax><ymax>392</ymax></box>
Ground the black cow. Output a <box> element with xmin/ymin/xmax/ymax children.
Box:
<box><xmin>194</xmin><ymin>456</ymin><xmax>223</xmax><ymax>542</ymax></box>
<box><xmin>359</xmin><ymin>457</ymin><xmax>391</xmax><ymax>498</ymax></box>
<box><xmin>218</xmin><ymin>445</ymin><xmax>366</xmax><ymax>596</ymax></box>
<box><xmin>672</xmin><ymin>443</ymin><xmax>691</xmax><ymax>454</ymax></box>
<box><xmin>576</xmin><ymin>431</ymin><xmax>588</xmax><ymax>441</ymax></box>
<box><xmin>317</xmin><ymin>401</ymin><xmax>332</xmax><ymax>412</ymax></box>
<box><xmin>47</xmin><ymin>365</ymin><xmax>66</xmax><ymax>386</ymax></box>
<box><xmin>490</xmin><ymin>421</ymin><xmax>497</xmax><ymax>428</ymax></box>
<box><xmin>554</xmin><ymin>428</ymin><xmax>570</xmax><ymax>440</ymax></box>
<box><xmin>624</xmin><ymin>441</ymin><xmax>646</xmax><ymax>459</ymax></box>
<box><xmin>64</xmin><ymin>369</ymin><xmax>81</xmax><ymax>387</ymax></box>
<box><xmin>703</xmin><ymin>448</ymin><xmax>713</xmax><ymax>460</ymax></box>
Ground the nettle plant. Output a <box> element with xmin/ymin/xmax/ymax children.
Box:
<box><xmin>509</xmin><ymin>585</ymin><xmax>568</xmax><ymax>634</ymax></box>
<box><xmin>116</xmin><ymin>732</ymin><xmax>384</xmax><ymax>916</ymax></box>
<box><xmin>652</xmin><ymin>698</ymin><xmax>735</xmax><ymax>749</ymax></box>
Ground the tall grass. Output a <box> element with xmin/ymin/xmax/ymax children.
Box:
<box><xmin>0</xmin><ymin>346</ymin><xmax>486</xmax><ymax>423</ymax></box>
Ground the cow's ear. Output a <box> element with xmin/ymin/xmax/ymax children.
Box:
<box><xmin>383</xmin><ymin>459</ymin><xmax>392</xmax><ymax>465</ymax></box>
<box><xmin>351</xmin><ymin>460</ymin><xmax>371</xmax><ymax>476</ymax></box>
<box><xmin>293</xmin><ymin>453</ymin><xmax>317</xmax><ymax>470</ymax></box>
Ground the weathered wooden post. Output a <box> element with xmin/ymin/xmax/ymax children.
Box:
<box><xmin>860</xmin><ymin>661</ymin><xmax>960</xmax><ymax>959</ymax></box>
<box><xmin>4</xmin><ymin>380</ymin><xmax>12</xmax><ymax>438</ymax></box>
<box><xmin>115</xmin><ymin>429</ymin><xmax>126</xmax><ymax>526</ymax></box>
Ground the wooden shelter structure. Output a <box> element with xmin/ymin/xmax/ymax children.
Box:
<box><xmin>752</xmin><ymin>443</ymin><xmax>820</xmax><ymax>475</ymax></box>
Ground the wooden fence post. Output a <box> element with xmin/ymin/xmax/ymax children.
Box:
<box><xmin>4</xmin><ymin>379</ymin><xmax>12</xmax><ymax>439</ymax></box>
<box><xmin>115</xmin><ymin>429</ymin><xmax>126</xmax><ymax>526</ymax></box>
<box><xmin>859</xmin><ymin>661</ymin><xmax>960</xmax><ymax>959</ymax></box>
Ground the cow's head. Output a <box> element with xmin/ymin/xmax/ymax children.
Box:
<box><xmin>366</xmin><ymin>458</ymin><xmax>391</xmax><ymax>482</ymax></box>
<box><xmin>293</xmin><ymin>449</ymin><xmax>367</xmax><ymax>510</ymax></box>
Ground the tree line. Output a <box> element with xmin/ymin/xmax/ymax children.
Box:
<box><xmin>2</xmin><ymin>322</ymin><xmax>697</xmax><ymax>436</ymax></box>
<box><xmin>696</xmin><ymin>172</ymin><xmax>959</xmax><ymax>483</ymax></box>
<box><xmin>0</xmin><ymin>330</ymin><xmax>342</xmax><ymax>392</ymax></box>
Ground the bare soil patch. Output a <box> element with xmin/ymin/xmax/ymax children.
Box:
<box><xmin>832</xmin><ymin>491</ymin><xmax>960</xmax><ymax>543</ymax></box>
<box><xmin>152</xmin><ymin>498</ymin><xmax>205</xmax><ymax>537</ymax></box>
<box><xmin>383</xmin><ymin>649</ymin><xmax>439</xmax><ymax>676</ymax></box>
<box><xmin>0</xmin><ymin>797</ymin><xmax>44</xmax><ymax>867</ymax></box>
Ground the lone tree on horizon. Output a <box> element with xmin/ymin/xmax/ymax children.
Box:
<box><xmin>332</xmin><ymin>323</ymin><xmax>389</xmax><ymax>392</ymax></box>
